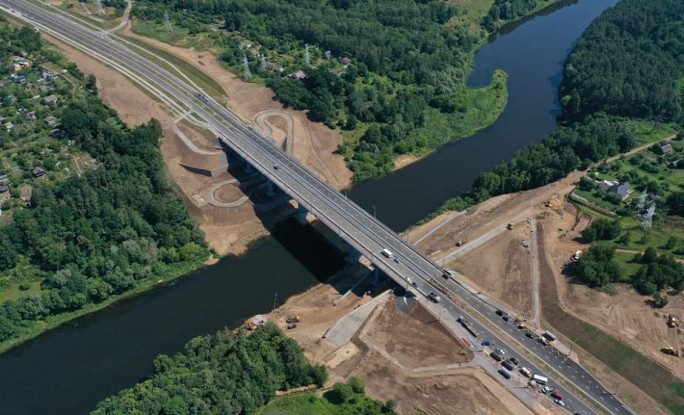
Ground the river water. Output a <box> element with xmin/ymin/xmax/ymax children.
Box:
<box><xmin>351</xmin><ymin>0</ymin><xmax>620</xmax><ymax>231</ymax></box>
<box><xmin>0</xmin><ymin>0</ymin><xmax>619</xmax><ymax>413</ymax></box>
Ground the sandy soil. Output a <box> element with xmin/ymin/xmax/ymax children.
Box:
<box><xmin>412</xmin><ymin>172</ymin><xmax>583</xmax><ymax>257</ymax></box>
<box><xmin>366</xmin><ymin>299</ymin><xmax>473</xmax><ymax>368</ymax></box>
<box><xmin>121</xmin><ymin>23</ymin><xmax>352</xmax><ymax>190</ymax></box>
<box><xmin>451</xmin><ymin>228</ymin><xmax>534</xmax><ymax>318</ymax></box>
<box><xmin>360</xmin><ymin>357</ymin><xmax>536</xmax><ymax>415</ymax></box>
<box><xmin>261</xmin><ymin>266</ymin><xmax>542</xmax><ymax>414</ymax></box>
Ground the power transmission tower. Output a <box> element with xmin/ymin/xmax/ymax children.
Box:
<box><xmin>93</xmin><ymin>0</ymin><xmax>105</xmax><ymax>16</ymax></box>
<box><xmin>304</xmin><ymin>43</ymin><xmax>311</xmax><ymax>67</ymax></box>
<box><xmin>260</xmin><ymin>53</ymin><xmax>267</xmax><ymax>72</ymax></box>
<box><xmin>642</xmin><ymin>203</ymin><xmax>656</xmax><ymax>230</ymax></box>
<box><xmin>242</xmin><ymin>53</ymin><xmax>252</xmax><ymax>79</ymax></box>
<box><xmin>163</xmin><ymin>10</ymin><xmax>173</xmax><ymax>32</ymax></box>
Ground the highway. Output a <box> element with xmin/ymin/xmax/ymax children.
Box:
<box><xmin>0</xmin><ymin>2</ymin><xmax>633</xmax><ymax>414</ymax></box>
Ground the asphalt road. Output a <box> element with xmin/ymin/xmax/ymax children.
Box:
<box><xmin>0</xmin><ymin>2</ymin><xmax>634</xmax><ymax>414</ymax></box>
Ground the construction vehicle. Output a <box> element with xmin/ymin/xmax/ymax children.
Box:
<box><xmin>287</xmin><ymin>323</ymin><xmax>297</xmax><ymax>330</ymax></box>
<box><xmin>244</xmin><ymin>321</ymin><xmax>258</xmax><ymax>331</ymax></box>
<box><xmin>456</xmin><ymin>238</ymin><xmax>468</xmax><ymax>246</ymax></box>
<box><xmin>667</xmin><ymin>314</ymin><xmax>679</xmax><ymax>328</ymax></box>
<box><xmin>662</xmin><ymin>346</ymin><xmax>680</xmax><ymax>357</ymax></box>
<box><xmin>507</xmin><ymin>222</ymin><xmax>514</xmax><ymax>230</ymax></box>
<box><xmin>571</xmin><ymin>250</ymin><xmax>582</xmax><ymax>261</ymax></box>
<box><xmin>457</xmin><ymin>315</ymin><xmax>480</xmax><ymax>337</ymax></box>
<box><xmin>286</xmin><ymin>315</ymin><xmax>300</xmax><ymax>323</ymax></box>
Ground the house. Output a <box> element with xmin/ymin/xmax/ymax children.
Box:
<box><xmin>608</xmin><ymin>182</ymin><xmax>631</xmax><ymax>200</ymax></box>
<box><xmin>596</xmin><ymin>180</ymin><xmax>616</xmax><ymax>191</ymax></box>
<box><xmin>44</xmin><ymin>95</ymin><xmax>58</xmax><ymax>105</ymax></box>
<box><xmin>670</xmin><ymin>159</ymin><xmax>683</xmax><ymax>169</ymax></box>
<box><xmin>292</xmin><ymin>70</ymin><xmax>306</xmax><ymax>80</ymax></box>
<box><xmin>44</xmin><ymin>115</ymin><xmax>58</xmax><ymax>127</ymax></box>
<box><xmin>32</xmin><ymin>167</ymin><xmax>45</xmax><ymax>178</ymax></box>
<box><xmin>656</xmin><ymin>143</ymin><xmax>673</xmax><ymax>155</ymax></box>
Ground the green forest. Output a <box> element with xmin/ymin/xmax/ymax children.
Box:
<box><xmin>434</xmin><ymin>0</ymin><xmax>684</xmax><ymax>216</ymax></box>
<box><xmin>130</xmin><ymin>0</ymin><xmax>520</xmax><ymax>179</ymax></box>
<box><xmin>561</xmin><ymin>0</ymin><xmax>684</xmax><ymax>123</ymax></box>
<box><xmin>0</xmin><ymin>24</ymin><xmax>208</xmax><ymax>348</ymax></box>
<box><xmin>91</xmin><ymin>323</ymin><xmax>394</xmax><ymax>415</ymax></box>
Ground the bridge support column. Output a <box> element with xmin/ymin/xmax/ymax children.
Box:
<box><xmin>346</xmin><ymin>247</ymin><xmax>362</xmax><ymax>264</ymax></box>
<box><xmin>371</xmin><ymin>267</ymin><xmax>382</xmax><ymax>285</ymax></box>
<box><xmin>295</xmin><ymin>203</ymin><xmax>315</xmax><ymax>225</ymax></box>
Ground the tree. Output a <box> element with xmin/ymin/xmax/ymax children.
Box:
<box><xmin>348</xmin><ymin>376</ymin><xmax>365</xmax><ymax>393</ymax></box>
<box><xmin>652</xmin><ymin>292</ymin><xmax>669</xmax><ymax>308</ymax></box>
<box><xmin>325</xmin><ymin>382</ymin><xmax>354</xmax><ymax>404</ymax></box>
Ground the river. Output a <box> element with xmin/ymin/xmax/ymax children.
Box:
<box><xmin>0</xmin><ymin>0</ymin><xmax>619</xmax><ymax>413</ymax></box>
<box><xmin>351</xmin><ymin>0</ymin><xmax>620</xmax><ymax>231</ymax></box>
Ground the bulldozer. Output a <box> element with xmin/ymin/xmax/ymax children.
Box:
<box><xmin>667</xmin><ymin>314</ymin><xmax>679</xmax><ymax>328</ymax></box>
<box><xmin>661</xmin><ymin>346</ymin><xmax>680</xmax><ymax>357</ymax></box>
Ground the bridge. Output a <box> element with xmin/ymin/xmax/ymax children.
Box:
<box><xmin>0</xmin><ymin>2</ymin><xmax>634</xmax><ymax>415</ymax></box>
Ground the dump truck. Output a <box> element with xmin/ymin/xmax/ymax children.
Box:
<box><xmin>457</xmin><ymin>315</ymin><xmax>480</xmax><ymax>337</ymax></box>
<box><xmin>286</xmin><ymin>315</ymin><xmax>300</xmax><ymax>323</ymax></box>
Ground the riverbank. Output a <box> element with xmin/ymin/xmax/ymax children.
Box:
<box><xmin>0</xmin><ymin>257</ymin><xmax>207</xmax><ymax>355</ymax></box>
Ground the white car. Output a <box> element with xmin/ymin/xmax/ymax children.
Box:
<box><xmin>554</xmin><ymin>399</ymin><xmax>566</xmax><ymax>407</ymax></box>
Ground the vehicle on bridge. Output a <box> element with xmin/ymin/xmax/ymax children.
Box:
<box><xmin>381</xmin><ymin>248</ymin><xmax>393</xmax><ymax>258</ymax></box>
<box><xmin>428</xmin><ymin>292</ymin><xmax>441</xmax><ymax>303</ymax></box>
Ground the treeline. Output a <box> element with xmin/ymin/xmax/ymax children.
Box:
<box><xmin>561</xmin><ymin>0</ymin><xmax>684</xmax><ymax>123</ymax></box>
<box><xmin>483</xmin><ymin>0</ymin><xmax>556</xmax><ymax>30</ymax></box>
<box><xmin>572</xmin><ymin>244</ymin><xmax>683</xmax><ymax>306</ymax></box>
<box><xmin>434</xmin><ymin>114</ymin><xmax>636</xmax><ymax>214</ymax></box>
<box><xmin>0</xmin><ymin>33</ymin><xmax>207</xmax><ymax>344</ymax></box>
<box><xmin>91</xmin><ymin>323</ymin><xmax>328</xmax><ymax>415</ymax></box>
<box><xmin>132</xmin><ymin>0</ymin><xmax>510</xmax><ymax>180</ymax></box>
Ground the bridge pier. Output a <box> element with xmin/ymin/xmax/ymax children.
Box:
<box><xmin>346</xmin><ymin>247</ymin><xmax>362</xmax><ymax>264</ymax></box>
<box><xmin>371</xmin><ymin>267</ymin><xmax>383</xmax><ymax>285</ymax></box>
<box><xmin>295</xmin><ymin>203</ymin><xmax>315</xmax><ymax>224</ymax></box>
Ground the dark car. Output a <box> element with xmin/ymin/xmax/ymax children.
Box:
<box><xmin>502</xmin><ymin>314</ymin><xmax>510</xmax><ymax>321</ymax></box>
<box><xmin>509</xmin><ymin>357</ymin><xmax>519</xmax><ymax>366</ymax></box>
<box><xmin>495</xmin><ymin>309</ymin><xmax>504</xmax><ymax>316</ymax></box>
<box><xmin>273</xmin><ymin>165</ymin><xmax>279</xmax><ymax>170</ymax></box>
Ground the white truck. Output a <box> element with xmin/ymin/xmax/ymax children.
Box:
<box><xmin>532</xmin><ymin>374</ymin><xmax>548</xmax><ymax>385</ymax></box>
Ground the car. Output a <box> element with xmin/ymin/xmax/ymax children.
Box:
<box><xmin>428</xmin><ymin>292</ymin><xmax>441</xmax><ymax>303</ymax></box>
<box><xmin>508</xmin><ymin>357</ymin><xmax>519</xmax><ymax>366</ymax></box>
<box><xmin>541</xmin><ymin>386</ymin><xmax>553</xmax><ymax>394</ymax></box>
<box><xmin>481</xmin><ymin>339</ymin><xmax>493</xmax><ymax>347</ymax></box>
<box><xmin>525</xmin><ymin>330</ymin><xmax>535</xmax><ymax>339</ymax></box>
<box><xmin>554</xmin><ymin>399</ymin><xmax>565</xmax><ymax>408</ymax></box>
<box><xmin>519</xmin><ymin>367</ymin><xmax>532</xmax><ymax>378</ymax></box>
<box><xmin>502</xmin><ymin>314</ymin><xmax>510</xmax><ymax>321</ymax></box>
<box><xmin>495</xmin><ymin>348</ymin><xmax>506</xmax><ymax>356</ymax></box>
<box><xmin>411</xmin><ymin>281</ymin><xmax>418</xmax><ymax>287</ymax></box>
<box><xmin>550</xmin><ymin>391</ymin><xmax>563</xmax><ymax>400</ymax></box>
<box><xmin>393</xmin><ymin>257</ymin><xmax>400</xmax><ymax>263</ymax></box>
<box><xmin>273</xmin><ymin>165</ymin><xmax>279</xmax><ymax>170</ymax></box>
<box><xmin>538</xmin><ymin>336</ymin><xmax>549</xmax><ymax>345</ymax></box>
<box><xmin>495</xmin><ymin>309</ymin><xmax>504</xmax><ymax>316</ymax></box>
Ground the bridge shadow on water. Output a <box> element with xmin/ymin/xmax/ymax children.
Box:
<box><xmin>223</xmin><ymin>152</ymin><xmax>347</xmax><ymax>288</ymax></box>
